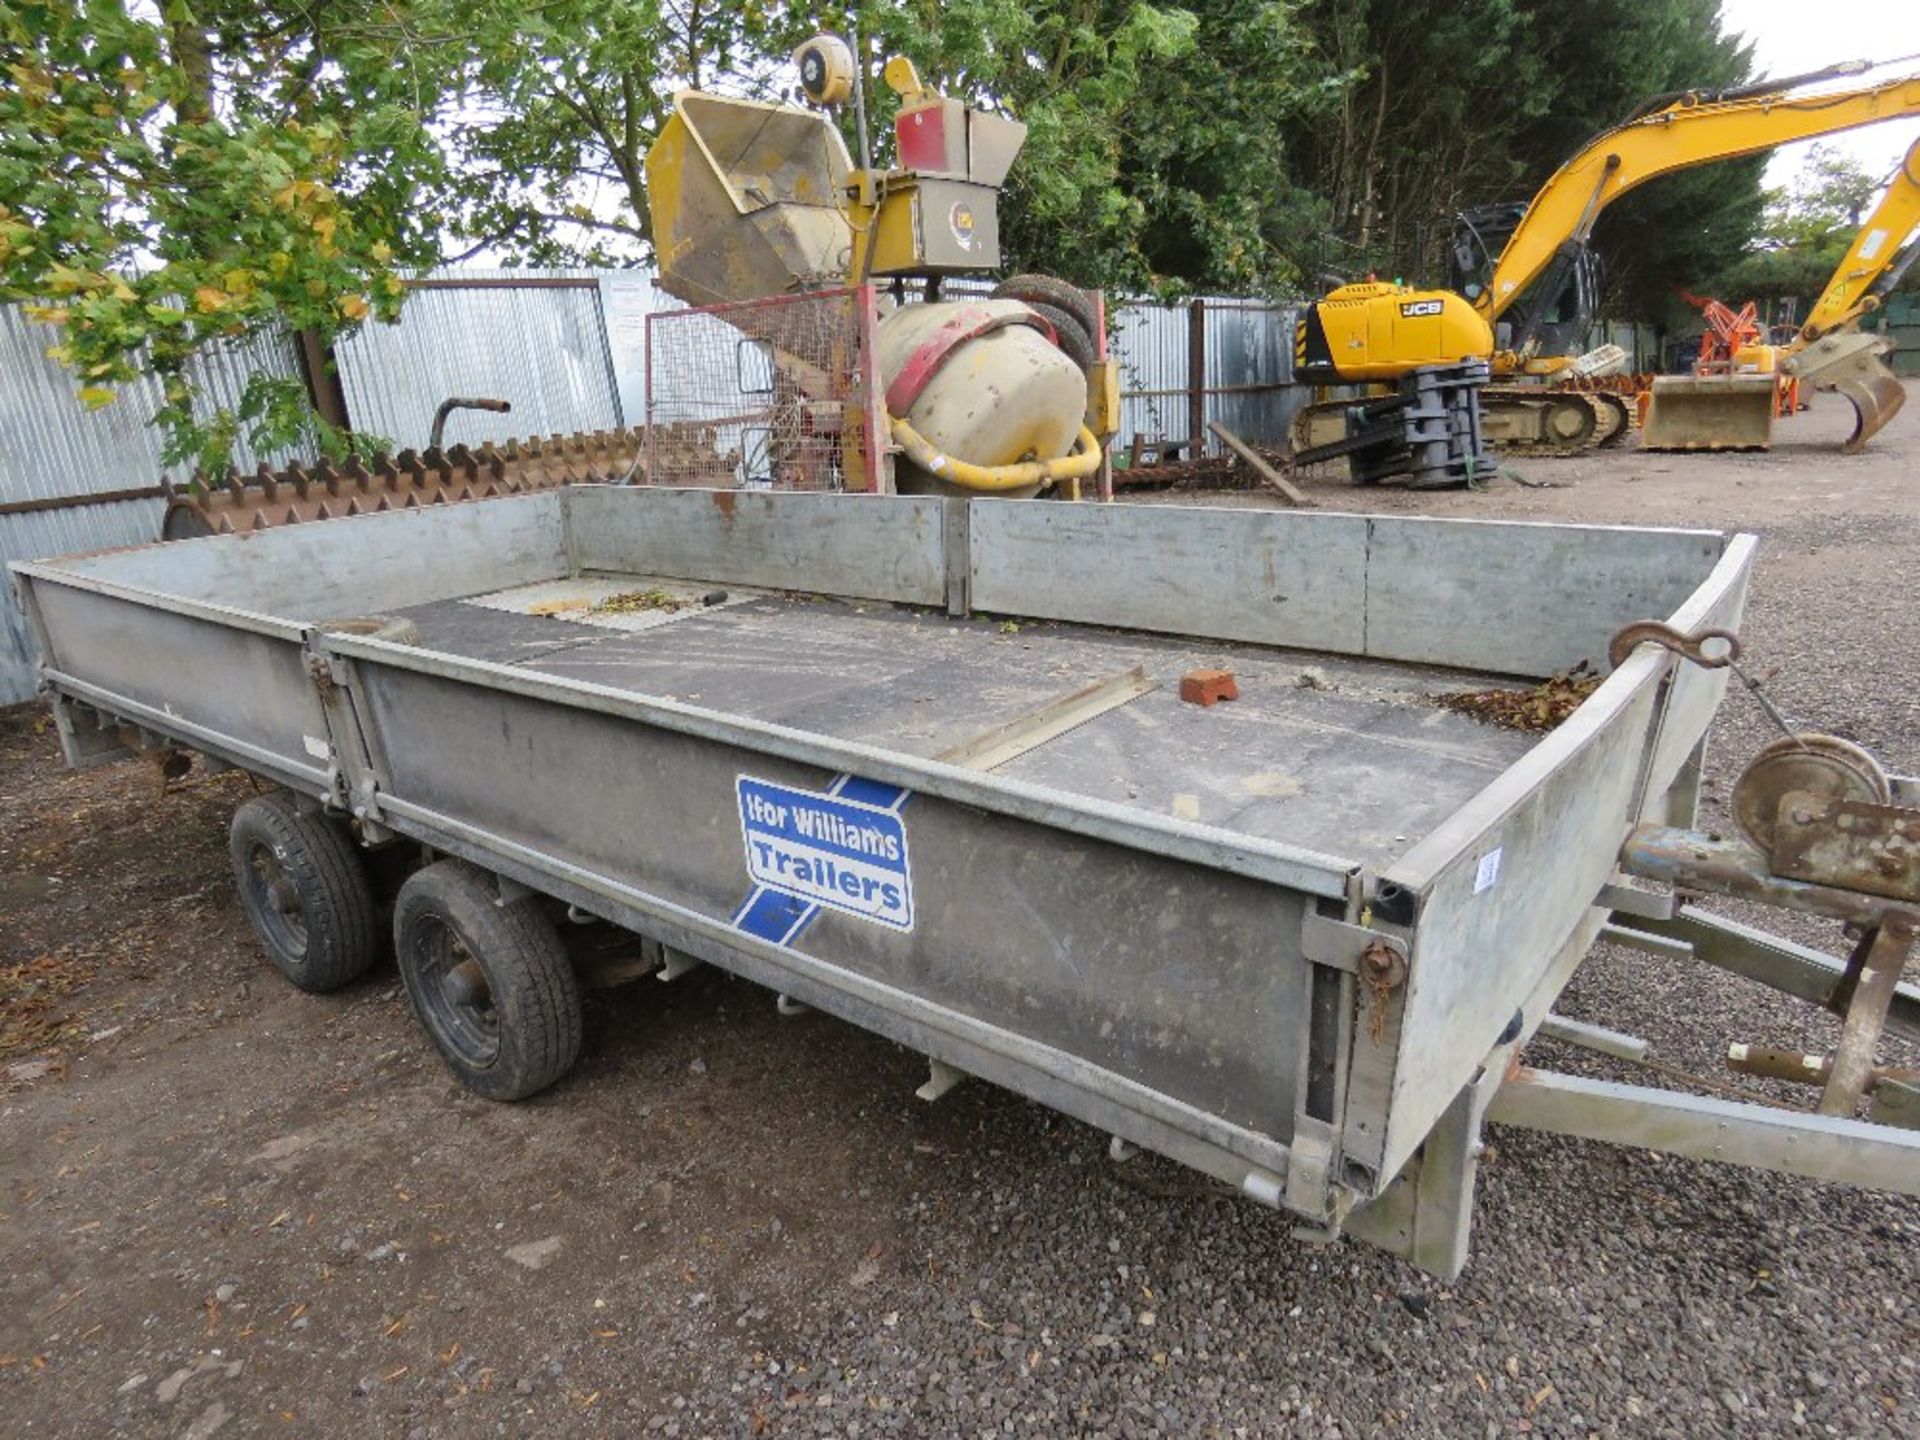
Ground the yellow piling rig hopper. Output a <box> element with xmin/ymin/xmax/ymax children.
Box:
<box><xmin>644</xmin><ymin>39</ymin><xmax>1118</xmax><ymax>497</ymax></box>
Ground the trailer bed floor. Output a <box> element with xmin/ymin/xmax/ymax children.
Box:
<box><xmin>395</xmin><ymin>576</ymin><xmax>1541</xmax><ymax>867</ymax></box>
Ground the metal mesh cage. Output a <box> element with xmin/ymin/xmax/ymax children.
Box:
<box><xmin>643</xmin><ymin>286</ymin><xmax>885</xmax><ymax>491</ymax></box>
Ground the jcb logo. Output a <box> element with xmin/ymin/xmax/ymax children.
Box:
<box><xmin>1399</xmin><ymin>299</ymin><xmax>1444</xmax><ymax>318</ymax></box>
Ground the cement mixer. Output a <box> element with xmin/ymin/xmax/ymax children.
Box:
<box><xmin>644</xmin><ymin>39</ymin><xmax>1118</xmax><ymax>497</ymax></box>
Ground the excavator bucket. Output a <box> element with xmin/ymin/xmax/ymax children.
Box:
<box><xmin>1639</xmin><ymin>374</ymin><xmax>1777</xmax><ymax>451</ymax></box>
<box><xmin>1787</xmin><ymin>330</ymin><xmax>1907</xmax><ymax>454</ymax></box>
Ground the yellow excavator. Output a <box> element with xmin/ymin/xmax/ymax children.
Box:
<box><xmin>1293</xmin><ymin>61</ymin><xmax>1920</xmax><ymax>485</ymax></box>
<box><xmin>1643</xmin><ymin>134</ymin><xmax>1918</xmax><ymax>450</ymax></box>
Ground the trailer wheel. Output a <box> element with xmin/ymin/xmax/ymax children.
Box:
<box><xmin>229</xmin><ymin>791</ymin><xmax>380</xmax><ymax>993</ymax></box>
<box><xmin>392</xmin><ymin>860</ymin><xmax>582</xmax><ymax>1101</ymax></box>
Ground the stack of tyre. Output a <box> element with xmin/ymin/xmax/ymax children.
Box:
<box><xmin>990</xmin><ymin>273</ymin><xmax>1099</xmax><ymax>372</ymax></box>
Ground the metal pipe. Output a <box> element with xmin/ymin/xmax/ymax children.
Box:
<box><xmin>846</xmin><ymin>32</ymin><xmax>877</xmax><ymax>287</ymax></box>
<box><xmin>889</xmin><ymin>419</ymin><xmax>1104</xmax><ymax>492</ymax></box>
<box><xmin>428</xmin><ymin>397</ymin><xmax>512</xmax><ymax>450</ymax></box>
<box><xmin>1722</xmin><ymin>1042</ymin><xmax>1919</xmax><ymax>1092</ymax></box>
<box><xmin>1620</xmin><ymin>823</ymin><xmax>1920</xmax><ymax>928</ymax></box>
<box><xmin>403</xmin><ymin>277</ymin><xmax>599</xmax><ymax>291</ymax></box>
<box><xmin>849</xmin><ymin>30</ymin><xmax>873</xmax><ymax>178</ymax></box>
<box><xmin>1714</xmin><ymin>60</ymin><xmax>1872</xmax><ymax>104</ymax></box>
<box><xmin>0</xmin><ymin>484</ymin><xmax>169</xmax><ymax>518</ymax></box>
<box><xmin>1538</xmin><ymin>1013</ymin><xmax>1650</xmax><ymax>1062</ymax></box>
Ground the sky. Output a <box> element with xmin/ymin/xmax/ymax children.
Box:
<box><xmin>1719</xmin><ymin>0</ymin><xmax>1920</xmax><ymax>190</ymax></box>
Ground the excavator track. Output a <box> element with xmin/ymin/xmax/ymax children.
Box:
<box><xmin>162</xmin><ymin>427</ymin><xmax>662</xmax><ymax>539</ymax></box>
<box><xmin>1289</xmin><ymin>382</ymin><xmax>1630</xmax><ymax>476</ymax></box>
<box><xmin>1480</xmin><ymin>388</ymin><xmax>1631</xmax><ymax>456</ymax></box>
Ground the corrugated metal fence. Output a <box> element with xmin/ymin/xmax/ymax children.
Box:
<box><xmin>1109</xmin><ymin>297</ymin><xmax>1300</xmax><ymax>462</ymax></box>
<box><xmin>334</xmin><ymin>271</ymin><xmax>634</xmax><ymax>448</ymax></box>
<box><xmin>1</xmin><ymin>270</ymin><xmax>1300</xmax><ymax>703</ymax></box>
<box><xmin>0</xmin><ymin>309</ymin><xmax>312</xmax><ymax>703</ymax></box>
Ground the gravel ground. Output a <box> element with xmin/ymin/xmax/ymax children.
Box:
<box><xmin>2</xmin><ymin>389</ymin><xmax>1916</xmax><ymax>1438</ymax></box>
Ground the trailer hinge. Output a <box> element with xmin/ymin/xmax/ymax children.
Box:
<box><xmin>1284</xmin><ymin>1115</ymin><xmax>1351</xmax><ymax>1236</ymax></box>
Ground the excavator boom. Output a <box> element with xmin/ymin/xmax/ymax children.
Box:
<box><xmin>1482</xmin><ymin>69</ymin><xmax>1920</xmax><ymax>327</ymax></box>
<box><xmin>1799</xmin><ymin>136</ymin><xmax>1920</xmax><ymax>343</ymax></box>
<box><xmin>1774</xmin><ymin>136</ymin><xmax>1920</xmax><ymax>450</ymax></box>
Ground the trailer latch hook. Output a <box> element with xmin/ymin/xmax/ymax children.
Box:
<box><xmin>1607</xmin><ymin>620</ymin><xmax>1741</xmax><ymax>671</ymax></box>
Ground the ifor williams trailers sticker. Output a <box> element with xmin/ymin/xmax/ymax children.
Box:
<box><xmin>733</xmin><ymin>775</ymin><xmax>914</xmax><ymax>944</ymax></box>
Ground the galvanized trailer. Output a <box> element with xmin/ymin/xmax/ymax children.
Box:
<box><xmin>12</xmin><ymin>489</ymin><xmax>1918</xmax><ymax>1277</ymax></box>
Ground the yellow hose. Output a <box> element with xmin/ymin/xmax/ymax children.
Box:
<box><xmin>889</xmin><ymin>417</ymin><xmax>1104</xmax><ymax>493</ymax></box>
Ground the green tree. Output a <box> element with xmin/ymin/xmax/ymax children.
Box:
<box><xmin>432</xmin><ymin>0</ymin><xmax>783</xmax><ymax>264</ymax></box>
<box><xmin>1275</xmin><ymin>0</ymin><xmax>1761</xmax><ymax>320</ymax></box>
<box><xmin>1549</xmin><ymin>0</ymin><xmax>1760</xmax><ymax>321</ymax></box>
<box><xmin>822</xmin><ymin>1</ymin><xmax>1216</xmax><ymax>293</ymax></box>
<box><xmin>0</xmin><ymin>1</ymin><xmax>450</xmax><ymax>473</ymax></box>
<box><xmin>1282</xmin><ymin>0</ymin><xmax>1555</xmax><ymax>282</ymax></box>
<box><xmin>1713</xmin><ymin>145</ymin><xmax>1912</xmax><ymax>311</ymax></box>
<box><xmin>436</xmin><ymin>1</ymin><xmax>1252</xmax><ymax>295</ymax></box>
<box><xmin>1115</xmin><ymin>0</ymin><xmax>1337</xmax><ymax>294</ymax></box>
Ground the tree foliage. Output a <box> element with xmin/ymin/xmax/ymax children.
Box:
<box><xmin>0</xmin><ymin>2</ymin><xmax>450</xmax><ymax>472</ymax></box>
<box><xmin>1713</xmin><ymin>145</ymin><xmax>1913</xmax><ymax>308</ymax></box>
<box><xmin>2</xmin><ymin>0</ymin><xmax>1789</xmax><ymax>466</ymax></box>
<box><xmin>1274</xmin><ymin>0</ymin><xmax>1761</xmax><ymax>319</ymax></box>
<box><xmin>432</xmin><ymin>1</ymin><xmax>1241</xmax><ymax>294</ymax></box>
<box><xmin>431</xmin><ymin>0</ymin><xmax>783</xmax><ymax>264</ymax></box>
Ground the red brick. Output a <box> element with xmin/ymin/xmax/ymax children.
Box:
<box><xmin>1179</xmin><ymin>668</ymin><xmax>1239</xmax><ymax>706</ymax></box>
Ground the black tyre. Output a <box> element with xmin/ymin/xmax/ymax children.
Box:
<box><xmin>992</xmin><ymin>273</ymin><xmax>1100</xmax><ymax>342</ymax></box>
<box><xmin>229</xmin><ymin>791</ymin><xmax>380</xmax><ymax>993</ymax></box>
<box><xmin>392</xmin><ymin>860</ymin><xmax>582</xmax><ymax>1101</ymax></box>
<box><xmin>1020</xmin><ymin>300</ymin><xmax>1096</xmax><ymax>370</ymax></box>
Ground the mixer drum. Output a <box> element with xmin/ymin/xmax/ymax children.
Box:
<box><xmin>874</xmin><ymin>299</ymin><xmax>1087</xmax><ymax>497</ymax></box>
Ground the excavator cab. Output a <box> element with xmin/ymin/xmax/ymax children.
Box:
<box><xmin>1448</xmin><ymin>204</ymin><xmax>1603</xmax><ymax>364</ymax></box>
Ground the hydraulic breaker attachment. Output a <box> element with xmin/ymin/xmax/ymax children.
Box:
<box><xmin>1289</xmin><ymin>360</ymin><xmax>1495</xmax><ymax>488</ymax></box>
<box><xmin>1784</xmin><ymin>330</ymin><xmax>1906</xmax><ymax>454</ymax></box>
<box><xmin>1639</xmin><ymin>374</ymin><xmax>1776</xmax><ymax>451</ymax></box>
